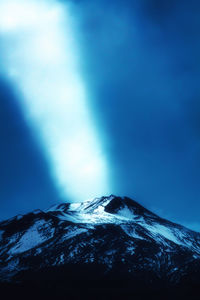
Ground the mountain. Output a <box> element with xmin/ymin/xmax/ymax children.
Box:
<box><xmin>1</xmin><ymin>195</ymin><xmax>200</xmax><ymax>299</ymax></box>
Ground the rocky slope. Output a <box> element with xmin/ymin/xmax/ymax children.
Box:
<box><xmin>0</xmin><ymin>195</ymin><xmax>200</xmax><ymax>297</ymax></box>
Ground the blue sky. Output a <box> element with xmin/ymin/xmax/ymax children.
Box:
<box><xmin>0</xmin><ymin>0</ymin><xmax>200</xmax><ymax>231</ymax></box>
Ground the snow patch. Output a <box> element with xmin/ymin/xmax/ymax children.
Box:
<box><xmin>85</xmin><ymin>255</ymin><xmax>95</xmax><ymax>263</ymax></box>
<box><xmin>6</xmin><ymin>258</ymin><xmax>19</xmax><ymax>271</ymax></box>
<box><xmin>9</xmin><ymin>220</ymin><xmax>54</xmax><ymax>254</ymax></box>
<box><xmin>117</xmin><ymin>207</ymin><xmax>134</xmax><ymax>219</ymax></box>
<box><xmin>59</xmin><ymin>253</ymin><xmax>65</xmax><ymax>264</ymax></box>
<box><xmin>62</xmin><ymin>227</ymin><xmax>88</xmax><ymax>240</ymax></box>
<box><xmin>35</xmin><ymin>248</ymin><xmax>42</xmax><ymax>255</ymax></box>
<box><xmin>144</xmin><ymin>224</ymin><xmax>182</xmax><ymax>245</ymax></box>
<box><xmin>121</xmin><ymin>225</ymin><xmax>144</xmax><ymax>240</ymax></box>
<box><xmin>126</xmin><ymin>246</ymin><xmax>135</xmax><ymax>255</ymax></box>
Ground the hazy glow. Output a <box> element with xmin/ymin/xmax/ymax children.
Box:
<box><xmin>0</xmin><ymin>0</ymin><xmax>110</xmax><ymax>201</ymax></box>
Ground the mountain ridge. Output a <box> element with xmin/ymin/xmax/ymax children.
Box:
<box><xmin>1</xmin><ymin>195</ymin><xmax>200</xmax><ymax>299</ymax></box>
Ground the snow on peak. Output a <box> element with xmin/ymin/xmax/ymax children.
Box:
<box><xmin>11</xmin><ymin>195</ymin><xmax>200</xmax><ymax>252</ymax></box>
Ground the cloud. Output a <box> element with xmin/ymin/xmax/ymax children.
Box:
<box><xmin>0</xmin><ymin>0</ymin><xmax>110</xmax><ymax>202</ymax></box>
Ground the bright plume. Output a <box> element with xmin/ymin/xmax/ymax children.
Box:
<box><xmin>0</xmin><ymin>0</ymin><xmax>110</xmax><ymax>201</ymax></box>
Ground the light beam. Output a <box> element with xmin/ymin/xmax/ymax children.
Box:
<box><xmin>0</xmin><ymin>0</ymin><xmax>110</xmax><ymax>201</ymax></box>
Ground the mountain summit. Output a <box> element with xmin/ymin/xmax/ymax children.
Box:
<box><xmin>1</xmin><ymin>195</ymin><xmax>200</xmax><ymax>298</ymax></box>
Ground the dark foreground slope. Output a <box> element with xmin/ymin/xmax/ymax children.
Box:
<box><xmin>1</xmin><ymin>195</ymin><xmax>200</xmax><ymax>299</ymax></box>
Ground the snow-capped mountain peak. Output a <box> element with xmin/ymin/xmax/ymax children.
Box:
<box><xmin>46</xmin><ymin>195</ymin><xmax>156</xmax><ymax>224</ymax></box>
<box><xmin>1</xmin><ymin>195</ymin><xmax>200</xmax><ymax>293</ymax></box>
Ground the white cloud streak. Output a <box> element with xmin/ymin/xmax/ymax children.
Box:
<box><xmin>0</xmin><ymin>0</ymin><xmax>110</xmax><ymax>201</ymax></box>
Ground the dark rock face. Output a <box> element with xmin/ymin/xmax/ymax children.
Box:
<box><xmin>0</xmin><ymin>195</ymin><xmax>200</xmax><ymax>299</ymax></box>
